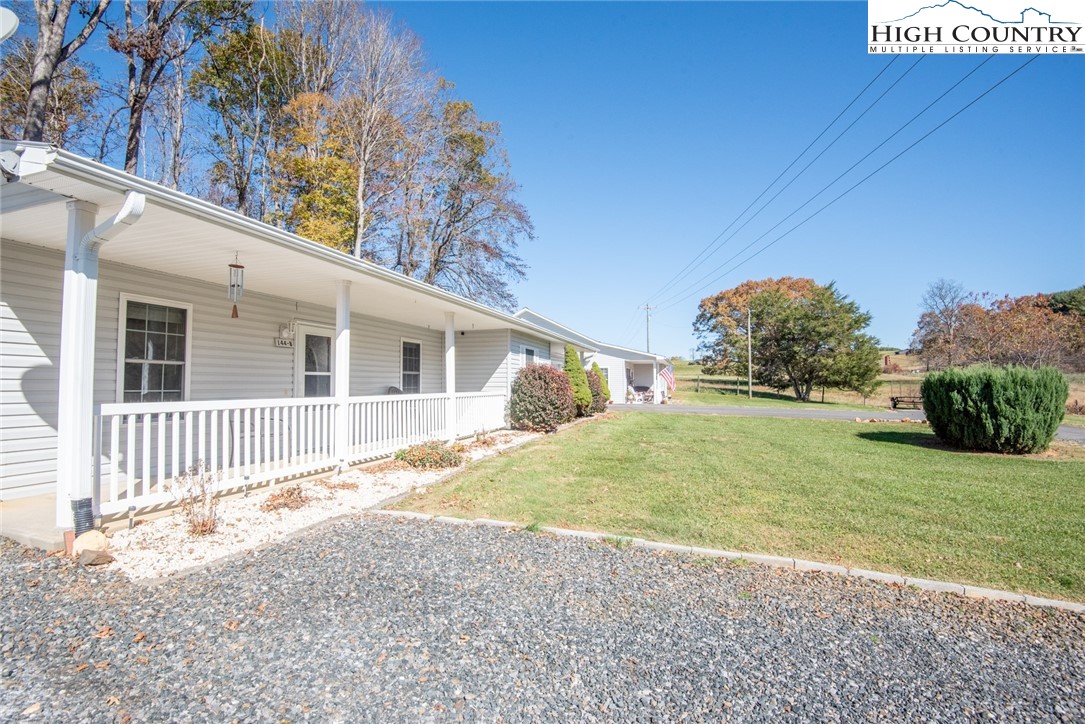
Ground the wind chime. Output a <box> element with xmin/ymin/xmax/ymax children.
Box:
<box><xmin>228</xmin><ymin>252</ymin><xmax>244</xmax><ymax>318</ymax></box>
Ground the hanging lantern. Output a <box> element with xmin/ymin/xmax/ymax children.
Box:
<box><xmin>228</xmin><ymin>252</ymin><xmax>244</xmax><ymax>318</ymax></box>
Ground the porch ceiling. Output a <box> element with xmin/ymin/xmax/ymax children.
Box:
<box><xmin>1</xmin><ymin>149</ymin><xmax>573</xmax><ymax>342</ymax></box>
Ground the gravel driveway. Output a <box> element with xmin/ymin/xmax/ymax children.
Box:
<box><xmin>3</xmin><ymin>516</ymin><xmax>1082</xmax><ymax>722</ymax></box>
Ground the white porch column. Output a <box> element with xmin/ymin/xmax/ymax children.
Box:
<box><xmin>652</xmin><ymin>359</ymin><xmax>661</xmax><ymax>403</ymax></box>
<box><xmin>445</xmin><ymin>312</ymin><xmax>456</xmax><ymax>442</ymax></box>
<box><xmin>55</xmin><ymin>201</ymin><xmax>98</xmax><ymax>528</ymax></box>
<box><xmin>334</xmin><ymin>281</ymin><xmax>351</xmax><ymax>468</ymax></box>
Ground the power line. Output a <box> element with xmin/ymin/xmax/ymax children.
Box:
<box><xmin>642</xmin><ymin>55</ymin><xmax>903</xmax><ymax>305</ymax></box>
<box><xmin>655</xmin><ymin>55</ymin><xmax>984</xmax><ymax>309</ymax></box>
<box><xmin>651</xmin><ymin>52</ymin><xmax>924</xmax><ymax>299</ymax></box>
<box><xmin>657</xmin><ymin>55</ymin><xmax>1040</xmax><ymax>313</ymax></box>
<box><xmin>655</xmin><ymin>54</ymin><xmax>1008</xmax><ymax>311</ymax></box>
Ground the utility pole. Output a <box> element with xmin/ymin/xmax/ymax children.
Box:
<box><xmin>747</xmin><ymin>306</ymin><xmax>753</xmax><ymax>399</ymax></box>
<box><xmin>640</xmin><ymin>304</ymin><xmax>654</xmax><ymax>353</ymax></box>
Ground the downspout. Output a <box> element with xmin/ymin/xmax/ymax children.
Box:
<box><xmin>57</xmin><ymin>190</ymin><xmax>146</xmax><ymax>535</ymax></box>
<box><xmin>82</xmin><ymin>189</ymin><xmax>146</xmax><ymax>252</ymax></box>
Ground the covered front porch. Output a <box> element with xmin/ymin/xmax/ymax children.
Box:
<box><xmin>0</xmin><ymin>144</ymin><xmax>574</xmax><ymax>532</ymax></box>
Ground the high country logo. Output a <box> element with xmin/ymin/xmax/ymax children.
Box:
<box><xmin>868</xmin><ymin>0</ymin><xmax>1084</xmax><ymax>53</ymax></box>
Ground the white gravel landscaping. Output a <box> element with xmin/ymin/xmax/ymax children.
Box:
<box><xmin>108</xmin><ymin>431</ymin><xmax>538</xmax><ymax>580</ymax></box>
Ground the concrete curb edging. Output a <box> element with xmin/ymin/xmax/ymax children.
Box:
<box><xmin>366</xmin><ymin>510</ymin><xmax>1085</xmax><ymax>614</ymax></box>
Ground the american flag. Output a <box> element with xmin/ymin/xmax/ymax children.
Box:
<box><xmin>659</xmin><ymin>366</ymin><xmax>676</xmax><ymax>391</ymax></box>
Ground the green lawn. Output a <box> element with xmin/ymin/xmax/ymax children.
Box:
<box><xmin>672</xmin><ymin>387</ymin><xmax>872</xmax><ymax>411</ymax></box>
<box><xmin>396</xmin><ymin>413</ymin><xmax>1085</xmax><ymax>601</ymax></box>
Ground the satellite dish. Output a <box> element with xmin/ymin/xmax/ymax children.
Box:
<box><xmin>0</xmin><ymin>8</ymin><xmax>19</xmax><ymax>43</ymax></box>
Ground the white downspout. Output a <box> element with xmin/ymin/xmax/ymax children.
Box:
<box><xmin>334</xmin><ymin>280</ymin><xmax>351</xmax><ymax>472</ymax></box>
<box><xmin>56</xmin><ymin>191</ymin><xmax>146</xmax><ymax>530</ymax></box>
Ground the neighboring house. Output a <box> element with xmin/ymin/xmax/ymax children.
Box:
<box><xmin>513</xmin><ymin>308</ymin><xmax>672</xmax><ymax>404</ymax></box>
<box><xmin>0</xmin><ymin>142</ymin><xmax>590</xmax><ymax>530</ymax></box>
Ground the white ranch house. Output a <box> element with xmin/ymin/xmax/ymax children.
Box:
<box><xmin>513</xmin><ymin>308</ymin><xmax>671</xmax><ymax>404</ymax></box>
<box><xmin>1</xmin><ymin>142</ymin><xmax>617</xmax><ymax>533</ymax></box>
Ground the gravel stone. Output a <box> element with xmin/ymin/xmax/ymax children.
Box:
<box><xmin>2</xmin><ymin>516</ymin><xmax>1082</xmax><ymax>722</ymax></box>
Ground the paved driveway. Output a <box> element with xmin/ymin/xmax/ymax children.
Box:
<box><xmin>612</xmin><ymin>403</ymin><xmax>1085</xmax><ymax>442</ymax></box>
<box><xmin>2</xmin><ymin>517</ymin><xmax>1082</xmax><ymax>721</ymax></box>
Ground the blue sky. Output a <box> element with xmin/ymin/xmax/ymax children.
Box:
<box><xmin>10</xmin><ymin>0</ymin><xmax>1083</xmax><ymax>355</ymax></box>
<box><xmin>377</xmin><ymin>0</ymin><xmax>1084</xmax><ymax>355</ymax></box>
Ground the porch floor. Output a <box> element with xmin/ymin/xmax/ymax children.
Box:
<box><xmin>0</xmin><ymin>494</ymin><xmax>64</xmax><ymax>551</ymax></box>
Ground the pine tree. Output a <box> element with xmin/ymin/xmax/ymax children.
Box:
<box><xmin>591</xmin><ymin>361</ymin><xmax>611</xmax><ymax>402</ymax></box>
<box><xmin>564</xmin><ymin>344</ymin><xmax>592</xmax><ymax>416</ymax></box>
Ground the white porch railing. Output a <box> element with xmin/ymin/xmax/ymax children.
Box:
<box><xmin>455</xmin><ymin>392</ymin><xmax>507</xmax><ymax>438</ymax></box>
<box><xmin>94</xmin><ymin>392</ymin><xmax>508</xmax><ymax>516</ymax></box>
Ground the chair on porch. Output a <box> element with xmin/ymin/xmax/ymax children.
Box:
<box><xmin>632</xmin><ymin>385</ymin><xmax>653</xmax><ymax>403</ymax></box>
<box><xmin>386</xmin><ymin>386</ymin><xmax>403</xmax><ymax>395</ymax></box>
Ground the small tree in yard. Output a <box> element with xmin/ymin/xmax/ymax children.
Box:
<box><xmin>509</xmin><ymin>364</ymin><xmax>575</xmax><ymax>432</ymax></box>
<box><xmin>564</xmin><ymin>344</ymin><xmax>592</xmax><ymax>416</ymax></box>
<box><xmin>586</xmin><ymin>369</ymin><xmax>607</xmax><ymax>414</ymax></box>
<box><xmin>591</xmin><ymin>361</ymin><xmax>611</xmax><ymax>402</ymax></box>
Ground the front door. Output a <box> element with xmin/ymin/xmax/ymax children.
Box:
<box><xmin>295</xmin><ymin>325</ymin><xmax>333</xmax><ymax>397</ymax></box>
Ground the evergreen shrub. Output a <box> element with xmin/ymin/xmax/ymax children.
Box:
<box><xmin>564</xmin><ymin>344</ymin><xmax>593</xmax><ymax>417</ymax></box>
<box><xmin>921</xmin><ymin>366</ymin><xmax>1068</xmax><ymax>454</ymax></box>
<box><xmin>509</xmin><ymin>364</ymin><xmax>575</xmax><ymax>432</ymax></box>
<box><xmin>591</xmin><ymin>362</ymin><xmax>611</xmax><ymax>402</ymax></box>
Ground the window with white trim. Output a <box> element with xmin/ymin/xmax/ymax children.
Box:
<box><xmin>122</xmin><ymin>299</ymin><xmax>189</xmax><ymax>402</ymax></box>
<box><xmin>401</xmin><ymin>341</ymin><xmax>421</xmax><ymax>394</ymax></box>
<box><xmin>524</xmin><ymin>348</ymin><xmax>535</xmax><ymax>366</ymax></box>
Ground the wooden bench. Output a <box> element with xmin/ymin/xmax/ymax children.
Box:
<box><xmin>890</xmin><ymin>395</ymin><xmax>923</xmax><ymax>410</ymax></box>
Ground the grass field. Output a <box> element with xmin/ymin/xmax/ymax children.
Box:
<box><xmin>396</xmin><ymin>413</ymin><xmax>1085</xmax><ymax>600</ymax></box>
<box><xmin>672</xmin><ymin>359</ymin><xmax>1085</xmax><ymax>414</ymax></box>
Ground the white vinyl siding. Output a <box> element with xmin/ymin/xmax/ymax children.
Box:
<box><xmin>510</xmin><ymin>332</ymin><xmax>552</xmax><ymax>381</ymax></box>
<box><xmin>587</xmin><ymin>352</ymin><xmax>627</xmax><ymax>403</ymax></box>
<box><xmin>1</xmin><ymin>241</ymin><xmax>63</xmax><ymax>498</ymax></box>
<box><xmin>455</xmin><ymin>328</ymin><xmax>509</xmax><ymax>395</ymax></box>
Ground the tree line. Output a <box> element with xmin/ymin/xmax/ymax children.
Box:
<box><xmin>911</xmin><ymin>280</ymin><xmax>1085</xmax><ymax>372</ymax></box>
<box><xmin>1</xmin><ymin>0</ymin><xmax>531</xmax><ymax>310</ymax></box>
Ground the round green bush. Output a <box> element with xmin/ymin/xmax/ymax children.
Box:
<box><xmin>394</xmin><ymin>440</ymin><xmax>463</xmax><ymax>469</ymax></box>
<box><xmin>509</xmin><ymin>364</ymin><xmax>575</xmax><ymax>432</ymax></box>
<box><xmin>586</xmin><ymin>369</ymin><xmax>607</xmax><ymax>414</ymax></box>
<box><xmin>921</xmin><ymin>366</ymin><xmax>1068</xmax><ymax>454</ymax></box>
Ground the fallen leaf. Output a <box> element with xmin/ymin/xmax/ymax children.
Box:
<box><xmin>106</xmin><ymin>695</ymin><xmax>121</xmax><ymax>707</ymax></box>
<box><xmin>26</xmin><ymin>579</ymin><xmax>41</xmax><ymax>588</ymax></box>
<box><xmin>95</xmin><ymin>661</ymin><xmax>110</xmax><ymax>669</ymax></box>
<box><xmin>21</xmin><ymin>703</ymin><xmax>41</xmax><ymax>716</ymax></box>
<box><xmin>93</xmin><ymin>626</ymin><xmax>114</xmax><ymax>639</ymax></box>
<box><xmin>223</xmin><ymin>620</ymin><xmax>240</xmax><ymax>632</ymax></box>
<box><xmin>132</xmin><ymin>632</ymin><xmax>146</xmax><ymax>643</ymax></box>
<box><xmin>75</xmin><ymin>663</ymin><xmax>90</xmax><ymax>672</ymax></box>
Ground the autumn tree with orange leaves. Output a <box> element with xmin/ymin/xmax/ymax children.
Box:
<box><xmin>694</xmin><ymin>277</ymin><xmax>880</xmax><ymax>401</ymax></box>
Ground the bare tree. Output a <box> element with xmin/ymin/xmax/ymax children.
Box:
<box><xmin>913</xmin><ymin>278</ymin><xmax>970</xmax><ymax>368</ymax></box>
<box><xmin>274</xmin><ymin>0</ymin><xmax>360</xmax><ymax>99</ymax></box>
<box><xmin>20</xmin><ymin>0</ymin><xmax>111</xmax><ymax>142</ymax></box>
<box><xmin>335</xmin><ymin>9</ymin><xmax>434</xmax><ymax>258</ymax></box>
<box><xmin>107</xmin><ymin>0</ymin><xmax>248</xmax><ymax>174</ymax></box>
<box><xmin>2</xmin><ymin>36</ymin><xmax>100</xmax><ymax>150</ymax></box>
